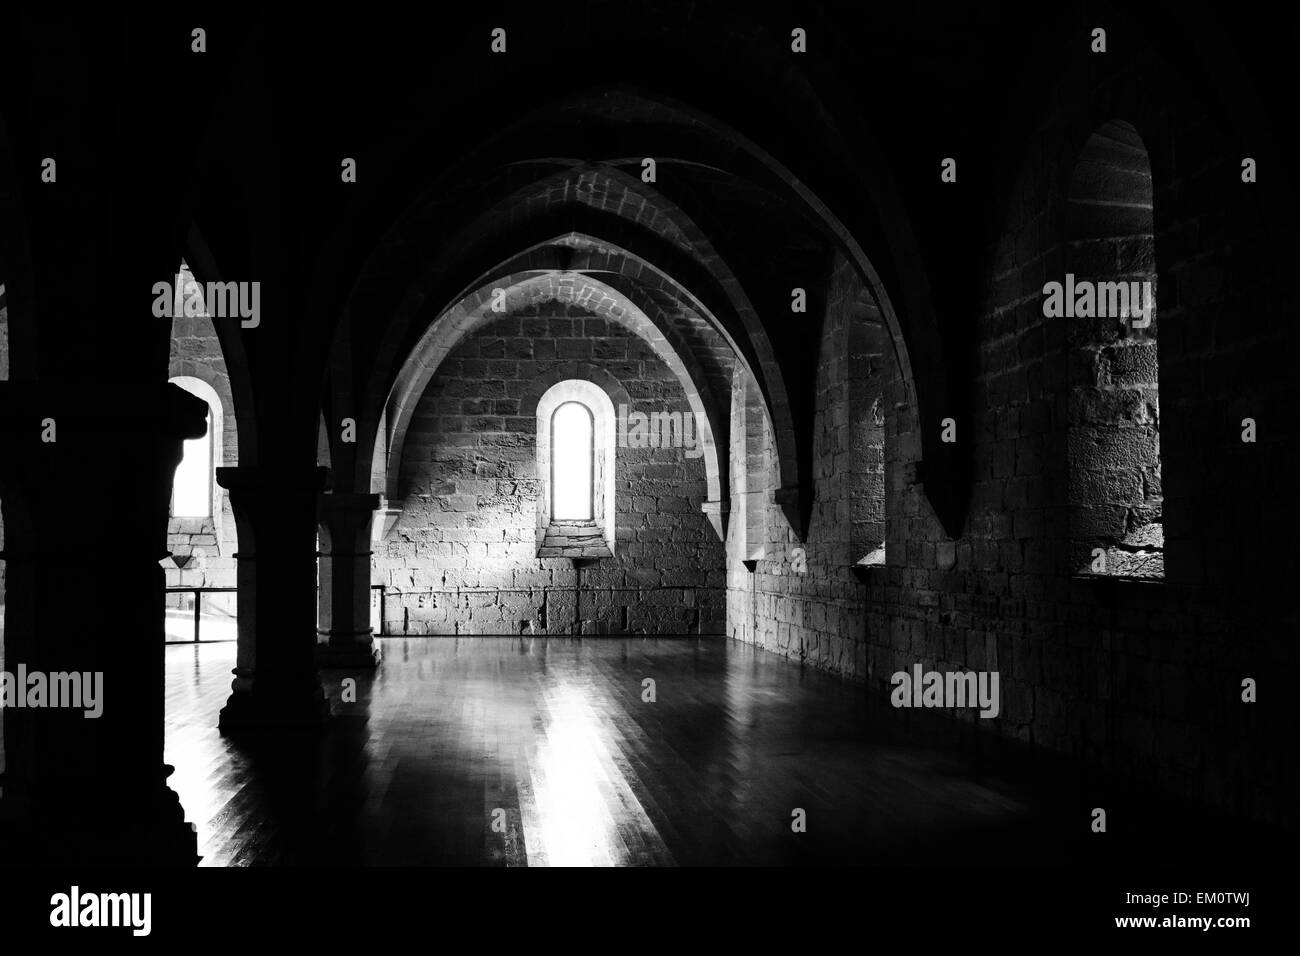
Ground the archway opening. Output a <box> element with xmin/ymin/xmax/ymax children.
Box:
<box><xmin>374</xmin><ymin>291</ymin><xmax>722</xmax><ymax>636</ymax></box>
<box><xmin>164</xmin><ymin>264</ymin><xmax>240</xmax><ymax>643</ymax></box>
<box><xmin>1065</xmin><ymin>120</ymin><xmax>1162</xmax><ymax>578</ymax></box>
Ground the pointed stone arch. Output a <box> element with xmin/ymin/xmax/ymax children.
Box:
<box><xmin>377</xmin><ymin>268</ymin><xmax>729</xmax><ymax>539</ymax></box>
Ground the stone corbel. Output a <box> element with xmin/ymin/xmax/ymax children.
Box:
<box><xmin>701</xmin><ymin>499</ymin><xmax>730</xmax><ymax>542</ymax></box>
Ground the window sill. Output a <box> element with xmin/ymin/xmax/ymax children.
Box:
<box><xmin>1071</xmin><ymin>572</ymin><xmax>1165</xmax><ymax>583</ymax></box>
<box><xmin>537</xmin><ymin>521</ymin><xmax>612</xmax><ymax>560</ymax></box>
<box><xmin>168</xmin><ymin>516</ymin><xmax>216</xmax><ymax>536</ymax></box>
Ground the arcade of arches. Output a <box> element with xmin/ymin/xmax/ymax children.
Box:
<box><xmin>0</xmin><ymin>6</ymin><xmax>1294</xmax><ymax>866</ymax></box>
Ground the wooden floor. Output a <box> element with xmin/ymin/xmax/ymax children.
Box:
<box><xmin>163</xmin><ymin>636</ymin><xmax>1104</xmax><ymax>867</ymax></box>
<box><xmin>0</xmin><ymin>634</ymin><xmax>1268</xmax><ymax>866</ymax></box>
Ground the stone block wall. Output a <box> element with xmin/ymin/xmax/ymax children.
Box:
<box><xmin>723</xmin><ymin>69</ymin><xmax>1295</xmax><ymax>827</ymax></box>
<box><xmin>726</xmin><ymin>254</ymin><xmax>887</xmax><ymax>678</ymax></box>
<box><xmin>1</xmin><ymin>290</ymin><xmax>7</xmax><ymax>606</ymax></box>
<box><xmin>375</xmin><ymin>304</ymin><xmax>725</xmax><ymax>635</ymax></box>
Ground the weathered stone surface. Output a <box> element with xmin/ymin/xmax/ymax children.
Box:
<box><xmin>375</xmin><ymin>304</ymin><xmax>723</xmax><ymax>636</ymax></box>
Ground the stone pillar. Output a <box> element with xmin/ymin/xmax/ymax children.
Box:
<box><xmin>317</xmin><ymin>492</ymin><xmax>382</xmax><ymax>668</ymax></box>
<box><xmin>216</xmin><ymin>466</ymin><xmax>331</xmax><ymax>731</ymax></box>
<box><xmin>0</xmin><ymin>384</ymin><xmax>202</xmax><ymax>865</ymax></box>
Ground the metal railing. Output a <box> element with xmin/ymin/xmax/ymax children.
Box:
<box><xmin>369</xmin><ymin>584</ymin><xmax>384</xmax><ymax>635</ymax></box>
<box><xmin>164</xmin><ymin>586</ymin><xmax>237</xmax><ymax>644</ymax></box>
<box><xmin>164</xmin><ymin>584</ymin><xmax>387</xmax><ymax>644</ymax></box>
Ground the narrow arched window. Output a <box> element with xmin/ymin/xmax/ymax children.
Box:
<box><xmin>551</xmin><ymin>401</ymin><xmax>594</xmax><ymax>521</ymax></box>
<box><xmin>535</xmin><ymin>379</ymin><xmax>614</xmax><ymax>559</ymax></box>
<box><xmin>1065</xmin><ymin>119</ymin><xmax>1162</xmax><ymax>578</ymax></box>
<box><xmin>172</xmin><ymin>403</ymin><xmax>214</xmax><ymax>518</ymax></box>
<box><xmin>0</xmin><ymin>281</ymin><xmax>9</xmax><ymax>381</ymax></box>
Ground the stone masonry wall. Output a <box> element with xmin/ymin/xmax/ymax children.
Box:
<box><xmin>859</xmin><ymin>74</ymin><xmax>1294</xmax><ymax>827</ymax></box>
<box><xmin>375</xmin><ymin>303</ymin><xmax>725</xmax><ymax>635</ymax></box>
<box><xmin>0</xmin><ymin>290</ymin><xmax>7</xmax><ymax>606</ymax></box>
<box><xmin>726</xmin><ymin>254</ymin><xmax>887</xmax><ymax>676</ymax></box>
<box><xmin>726</xmin><ymin>69</ymin><xmax>1296</xmax><ymax>827</ymax></box>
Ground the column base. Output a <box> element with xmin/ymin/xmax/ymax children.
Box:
<box><xmin>0</xmin><ymin>783</ymin><xmax>199</xmax><ymax>867</ymax></box>
<box><xmin>218</xmin><ymin>680</ymin><xmax>331</xmax><ymax>733</ymax></box>
<box><xmin>317</xmin><ymin>634</ymin><xmax>383</xmax><ymax>669</ymax></box>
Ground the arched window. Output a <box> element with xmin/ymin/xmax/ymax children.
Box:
<box><xmin>535</xmin><ymin>379</ymin><xmax>616</xmax><ymax>558</ymax></box>
<box><xmin>172</xmin><ymin>405</ymin><xmax>214</xmax><ymax>517</ymax></box>
<box><xmin>167</xmin><ymin>377</ymin><xmax>222</xmax><ymax>520</ymax></box>
<box><xmin>730</xmin><ymin>367</ymin><xmax>769</xmax><ymax>565</ymax></box>
<box><xmin>848</xmin><ymin>295</ymin><xmax>891</xmax><ymax>567</ymax></box>
<box><xmin>1064</xmin><ymin>120</ymin><xmax>1162</xmax><ymax>578</ymax></box>
<box><xmin>0</xmin><ymin>281</ymin><xmax>9</xmax><ymax>382</ymax></box>
<box><xmin>551</xmin><ymin>401</ymin><xmax>594</xmax><ymax>521</ymax></box>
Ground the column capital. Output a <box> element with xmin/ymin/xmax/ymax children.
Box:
<box><xmin>216</xmin><ymin>465</ymin><xmax>330</xmax><ymax>495</ymax></box>
<box><xmin>319</xmin><ymin>491</ymin><xmax>382</xmax><ymax>514</ymax></box>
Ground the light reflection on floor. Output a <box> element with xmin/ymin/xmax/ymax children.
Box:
<box><xmin>154</xmin><ymin>637</ymin><xmax>1064</xmax><ymax>867</ymax></box>
<box><xmin>527</xmin><ymin>684</ymin><xmax>673</xmax><ymax>866</ymax></box>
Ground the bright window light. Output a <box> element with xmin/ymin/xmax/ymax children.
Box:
<box><xmin>172</xmin><ymin>408</ymin><xmax>212</xmax><ymax>517</ymax></box>
<box><xmin>552</xmin><ymin>402</ymin><xmax>593</xmax><ymax>521</ymax></box>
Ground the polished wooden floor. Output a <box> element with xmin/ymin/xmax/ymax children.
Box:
<box><xmin>157</xmin><ymin>637</ymin><xmax>1261</xmax><ymax>867</ymax></box>
<box><xmin>162</xmin><ymin>638</ymin><xmax>1033</xmax><ymax>866</ymax></box>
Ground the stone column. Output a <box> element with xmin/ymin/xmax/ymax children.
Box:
<box><xmin>317</xmin><ymin>492</ymin><xmax>382</xmax><ymax>668</ymax></box>
<box><xmin>216</xmin><ymin>465</ymin><xmax>331</xmax><ymax>731</ymax></box>
<box><xmin>0</xmin><ymin>384</ymin><xmax>202</xmax><ymax>865</ymax></box>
